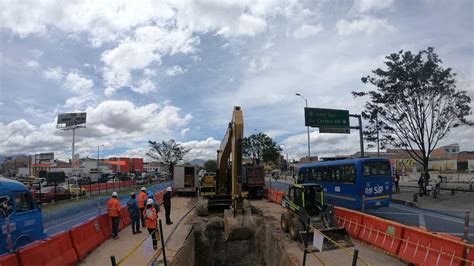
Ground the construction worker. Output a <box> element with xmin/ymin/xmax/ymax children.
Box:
<box><xmin>137</xmin><ymin>187</ymin><xmax>147</xmax><ymax>228</ymax></box>
<box><xmin>107</xmin><ymin>191</ymin><xmax>121</xmax><ymax>239</ymax></box>
<box><xmin>164</xmin><ymin>187</ymin><xmax>173</xmax><ymax>225</ymax></box>
<box><xmin>147</xmin><ymin>191</ymin><xmax>160</xmax><ymax>214</ymax></box>
<box><xmin>144</xmin><ymin>198</ymin><xmax>159</xmax><ymax>250</ymax></box>
<box><xmin>127</xmin><ymin>192</ymin><xmax>142</xmax><ymax>234</ymax></box>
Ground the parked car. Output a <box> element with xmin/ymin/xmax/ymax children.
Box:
<box><xmin>32</xmin><ymin>178</ymin><xmax>47</xmax><ymax>190</ymax></box>
<box><xmin>59</xmin><ymin>183</ymin><xmax>86</xmax><ymax>197</ymax></box>
<box><xmin>106</xmin><ymin>178</ymin><xmax>120</xmax><ymax>183</ymax></box>
<box><xmin>33</xmin><ymin>186</ymin><xmax>71</xmax><ymax>204</ymax></box>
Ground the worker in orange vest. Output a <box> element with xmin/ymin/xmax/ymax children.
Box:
<box><xmin>137</xmin><ymin>187</ymin><xmax>147</xmax><ymax>228</ymax></box>
<box><xmin>144</xmin><ymin>198</ymin><xmax>159</xmax><ymax>250</ymax></box>
<box><xmin>107</xmin><ymin>191</ymin><xmax>121</xmax><ymax>239</ymax></box>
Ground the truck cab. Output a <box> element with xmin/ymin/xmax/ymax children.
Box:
<box><xmin>0</xmin><ymin>177</ymin><xmax>46</xmax><ymax>254</ymax></box>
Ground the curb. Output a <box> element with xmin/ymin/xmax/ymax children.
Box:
<box><xmin>391</xmin><ymin>198</ymin><xmax>419</xmax><ymax>208</ymax></box>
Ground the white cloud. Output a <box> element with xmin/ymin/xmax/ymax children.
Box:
<box><xmin>180</xmin><ymin>128</ymin><xmax>190</xmax><ymax>136</ymax></box>
<box><xmin>0</xmin><ymin>0</ymin><xmax>176</xmax><ymax>45</ymax></box>
<box><xmin>166</xmin><ymin>65</ymin><xmax>188</xmax><ymax>77</ymax></box>
<box><xmin>62</xmin><ymin>72</ymin><xmax>94</xmax><ymax>94</ymax></box>
<box><xmin>336</xmin><ymin>16</ymin><xmax>395</xmax><ymax>36</ymax></box>
<box><xmin>180</xmin><ymin>137</ymin><xmax>220</xmax><ymax>160</ymax></box>
<box><xmin>172</xmin><ymin>1</ymin><xmax>268</xmax><ymax>37</ymax></box>
<box><xmin>101</xmin><ymin>25</ymin><xmax>198</xmax><ymax>95</ymax></box>
<box><xmin>293</xmin><ymin>24</ymin><xmax>323</xmax><ymax>38</ymax></box>
<box><xmin>26</xmin><ymin>60</ymin><xmax>40</xmax><ymax>68</ymax></box>
<box><xmin>249</xmin><ymin>56</ymin><xmax>272</xmax><ymax>73</ymax></box>
<box><xmin>43</xmin><ymin>67</ymin><xmax>64</xmax><ymax>81</ymax></box>
<box><xmin>0</xmin><ymin>100</ymin><xmax>193</xmax><ymax>156</ymax></box>
<box><xmin>354</xmin><ymin>0</ymin><xmax>394</xmax><ymax>14</ymax></box>
<box><xmin>131</xmin><ymin>79</ymin><xmax>156</xmax><ymax>94</ymax></box>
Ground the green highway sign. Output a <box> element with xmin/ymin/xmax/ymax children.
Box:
<box><xmin>304</xmin><ymin>108</ymin><xmax>349</xmax><ymax>128</ymax></box>
<box><xmin>319</xmin><ymin>127</ymin><xmax>350</xmax><ymax>134</ymax></box>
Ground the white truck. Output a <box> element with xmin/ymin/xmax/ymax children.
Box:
<box><xmin>173</xmin><ymin>165</ymin><xmax>199</xmax><ymax>195</ymax></box>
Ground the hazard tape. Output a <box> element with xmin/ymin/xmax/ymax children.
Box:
<box><xmin>310</xmin><ymin>225</ymin><xmax>371</xmax><ymax>266</ymax></box>
<box><xmin>116</xmin><ymin>227</ymin><xmax>161</xmax><ymax>265</ymax></box>
<box><xmin>336</xmin><ymin>216</ymin><xmax>474</xmax><ymax>264</ymax></box>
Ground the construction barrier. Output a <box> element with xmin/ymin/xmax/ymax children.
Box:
<box><xmin>264</xmin><ymin>189</ymin><xmax>284</xmax><ymax>205</ymax></box>
<box><xmin>98</xmin><ymin>213</ymin><xmax>113</xmax><ymax>239</ymax></box>
<box><xmin>83</xmin><ymin>181</ymin><xmax>136</xmax><ymax>192</ymax></box>
<box><xmin>334</xmin><ymin>207</ymin><xmax>364</xmax><ymax>239</ymax></box>
<box><xmin>0</xmin><ymin>253</ymin><xmax>19</xmax><ymax>266</ymax></box>
<box><xmin>397</xmin><ymin>226</ymin><xmax>466</xmax><ymax>265</ymax></box>
<box><xmin>69</xmin><ymin>218</ymin><xmax>105</xmax><ymax>261</ymax></box>
<box><xmin>16</xmin><ymin>240</ymin><xmax>64</xmax><ymax>266</ymax></box>
<box><xmin>120</xmin><ymin>207</ymin><xmax>131</xmax><ymax>227</ymax></box>
<box><xmin>466</xmin><ymin>244</ymin><xmax>474</xmax><ymax>266</ymax></box>
<box><xmin>47</xmin><ymin>231</ymin><xmax>78</xmax><ymax>266</ymax></box>
<box><xmin>358</xmin><ymin>213</ymin><xmax>405</xmax><ymax>255</ymax></box>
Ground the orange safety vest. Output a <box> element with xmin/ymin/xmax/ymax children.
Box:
<box><xmin>137</xmin><ymin>192</ymin><xmax>147</xmax><ymax>208</ymax></box>
<box><xmin>107</xmin><ymin>197</ymin><xmax>121</xmax><ymax>217</ymax></box>
<box><xmin>144</xmin><ymin>207</ymin><xmax>157</xmax><ymax>229</ymax></box>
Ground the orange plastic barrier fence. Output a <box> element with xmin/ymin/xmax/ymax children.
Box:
<box><xmin>273</xmin><ymin>191</ymin><xmax>284</xmax><ymax>204</ymax></box>
<box><xmin>83</xmin><ymin>181</ymin><xmax>136</xmax><ymax>192</ymax></box>
<box><xmin>98</xmin><ymin>213</ymin><xmax>112</xmax><ymax>239</ymax></box>
<box><xmin>358</xmin><ymin>213</ymin><xmax>405</xmax><ymax>255</ymax></box>
<box><xmin>0</xmin><ymin>253</ymin><xmax>19</xmax><ymax>266</ymax></box>
<box><xmin>334</xmin><ymin>207</ymin><xmax>364</xmax><ymax>239</ymax></box>
<box><xmin>47</xmin><ymin>231</ymin><xmax>78</xmax><ymax>266</ymax></box>
<box><xmin>69</xmin><ymin>218</ymin><xmax>105</xmax><ymax>261</ymax></box>
<box><xmin>120</xmin><ymin>206</ymin><xmax>131</xmax><ymax>227</ymax></box>
<box><xmin>466</xmin><ymin>244</ymin><xmax>474</xmax><ymax>266</ymax></box>
<box><xmin>16</xmin><ymin>240</ymin><xmax>64</xmax><ymax>266</ymax></box>
<box><xmin>397</xmin><ymin>226</ymin><xmax>466</xmax><ymax>266</ymax></box>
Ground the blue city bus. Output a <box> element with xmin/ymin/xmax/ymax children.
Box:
<box><xmin>0</xmin><ymin>177</ymin><xmax>46</xmax><ymax>254</ymax></box>
<box><xmin>297</xmin><ymin>158</ymin><xmax>392</xmax><ymax>210</ymax></box>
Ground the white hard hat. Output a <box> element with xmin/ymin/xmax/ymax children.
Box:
<box><xmin>112</xmin><ymin>191</ymin><xmax>118</xmax><ymax>197</ymax></box>
<box><xmin>141</xmin><ymin>187</ymin><xmax>146</xmax><ymax>191</ymax></box>
<box><xmin>166</xmin><ymin>186</ymin><xmax>172</xmax><ymax>192</ymax></box>
<box><xmin>147</xmin><ymin>198</ymin><xmax>154</xmax><ymax>205</ymax></box>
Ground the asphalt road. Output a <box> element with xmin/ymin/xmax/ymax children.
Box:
<box><xmin>42</xmin><ymin>181</ymin><xmax>173</xmax><ymax>236</ymax></box>
<box><xmin>265</xmin><ymin>180</ymin><xmax>474</xmax><ymax>243</ymax></box>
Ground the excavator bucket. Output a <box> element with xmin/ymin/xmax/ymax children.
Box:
<box><xmin>223</xmin><ymin>202</ymin><xmax>255</xmax><ymax>241</ymax></box>
<box><xmin>299</xmin><ymin>227</ymin><xmax>353</xmax><ymax>252</ymax></box>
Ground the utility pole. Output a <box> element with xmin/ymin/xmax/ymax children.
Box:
<box><xmin>295</xmin><ymin>93</ymin><xmax>311</xmax><ymax>159</ymax></box>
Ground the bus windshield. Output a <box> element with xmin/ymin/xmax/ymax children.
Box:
<box><xmin>362</xmin><ymin>161</ymin><xmax>391</xmax><ymax>177</ymax></box>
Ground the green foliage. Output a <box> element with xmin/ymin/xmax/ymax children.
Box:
<box><xmin>353</xmin><ymin>47</ymin><xmax>472</xmax><ymax>170</ymax></box>
<box><xmin>203</xmin><ymin>160</ymin><xmax>217</xmax><ymax>173</ymax></box>
<box><xmin>147</xmin><ymin>139</ymin><xmax>190</xmax><ymax>174</ymax></box>
<box><xmin>243</xmin><ymin>132</ymin><xmax>282</xmax><ymax>164</ymax></box>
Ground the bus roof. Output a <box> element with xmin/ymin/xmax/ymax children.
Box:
<box><xmin>0</xmin><ymin>177</ymin><xmax>28</xmax><ymax>191</ymax></box>
<box><xmin>299</xmin><ymin>157</ymin><xmax>390</xmax><ymax>169</ymax></box>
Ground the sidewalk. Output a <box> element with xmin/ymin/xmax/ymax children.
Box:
<box><xmin>392</xmin><ymin>186</ymin><xmax>474</xmax><ymax>212</ymax></box>
<box><xmin>80</xmin><ymin>196</ymin><xmax>197</xmax><ymax>266</ymax></box>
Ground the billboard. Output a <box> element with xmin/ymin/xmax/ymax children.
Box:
<box><xmin>57</xmin><ymin>112</ymin><xmax>87</xmax><ymax>128</ymax></box>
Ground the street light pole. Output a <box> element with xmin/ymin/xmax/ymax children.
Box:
<box><xmin>296</xmin><ymin>93</ymin><xmax>311</xmax><ymax>159</ymax></box>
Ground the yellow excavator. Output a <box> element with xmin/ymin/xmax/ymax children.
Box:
<box><xmin>197</xmin><ymin>106</ymin><xmax>255</xmax><ymax>240</ymax></box>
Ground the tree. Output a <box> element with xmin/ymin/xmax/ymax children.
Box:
<box><xmin>147</xmin><ymin>139</ymin><xmax>190</xmax><ymax>175</ymax></box>
<box><xmin>243</xmin><ymin>132</ymin><xmax>282</xmax><ymax>164</ymax></box>
<box><xmin>203</xmin><ymin>160</ymin><xmax>217</xmax><ymax>173</ymax></box>
<box><xmin>353</xmin><ymin>47</ymin><xmax>472</xmax><ymax>172</ymax></box>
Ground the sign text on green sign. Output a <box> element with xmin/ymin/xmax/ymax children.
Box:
<box><xmin>304</xmin><ymin>108</ymin><xmax>349</xmax><ymax>128</ymax></box>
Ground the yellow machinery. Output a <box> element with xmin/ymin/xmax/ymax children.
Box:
<box><xmin>200</xmin><ymin>173</ymin><xmax>216</xmax><ymax>197</ymax></box>
<box><xmin>197</xmin><ymin>106</ymin><xmax>255</xmax><ymax>240</ymax></box>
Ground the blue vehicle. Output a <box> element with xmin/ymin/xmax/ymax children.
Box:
<box><xmin>297</xmin><ymin>158</ymin><xmax>392</xmax><ymax>210</ymax></box>
<box><xmin>0</xmin><ymin>177</ymin><xmax>46</xmax><ymax>254</ymax></box>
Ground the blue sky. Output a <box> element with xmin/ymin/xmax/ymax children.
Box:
<box><xmin>1</xmin><ymin>0</ymin><xmax>473</xmax><ymax>161</ymax></box>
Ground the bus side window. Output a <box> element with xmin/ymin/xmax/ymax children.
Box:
<box><xmin>0</xmin><ymin>196</ymin><xmax>13</xmax><ymax>218</ymax></box>
<box><xmin>15</xmin><ymin>193</ymin><xmax>35</xmax><ymax>213</ymax></box>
